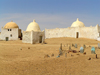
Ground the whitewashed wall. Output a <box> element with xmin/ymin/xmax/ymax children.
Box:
<box><xmin>22</xmin><ymin>31</ymin><xmax>45</xmax><ymax>44</ymax></box>
<box><xmin>32</xmin><ymin>31</ymin><xmax>45</xmax><ymax>44</ymax></box>
<box><xmin>45</xmin><ymin>27</ymin><xmax>76</xmax><ymax>39</ymax></box>
<box><xmin>45</xmin><ymin>26</ymin><xmax>98</xmax><ymax>40</ymax></box>
<box><xmin>22</xmin><ymin>31</ymin><xmax>32</xmax><ymax>43</ymax></box>
<box><xmin>76</xmin><ymin>27</ymin><xmax>98</xmax><ymax>39</ymax></box>
<box><xmin>0</xmin><ymin>27</ymin><xmax>19</xmax><ymax>40</ymax></box>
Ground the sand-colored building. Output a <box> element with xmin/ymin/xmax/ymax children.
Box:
<box><xmin>0</xmin><ymin>21</ymin><xmax>21</xmax><ymax>41</ymax></box>
<box><xmin>45</xmin><ymin>18</ymin><xmax>100</xmax><ymax>40</ymax></box>
<box><xmin>22</xmin><ymin>20</ymin><xmax>45</xmax><ymax>44</ymax></box>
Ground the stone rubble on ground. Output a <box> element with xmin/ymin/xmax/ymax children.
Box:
<box><xmin>83</xmin><ymin>52</ymin><xmax>86</xmax><ymax>55</ymax></box>
<box><xmin>44</xmin><ymin>54</ymin><xmax>50</xmax><ymax>58</ymax></box>
<box><xmin>51</xmin><ymin>54</ymin><xmax>54</xmax><ymax>57</ymax></box>
<box><xmin>88</xmin><ymin>57</ymin><xmax>91</xmax><ymax>60</ymax></box>
<box><xmin>28</xmin><ymin>47</ymin><xmax>30</xmax><ymax>49</ymax></box>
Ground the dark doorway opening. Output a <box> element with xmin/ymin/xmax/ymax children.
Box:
<box><xmin>5</xmin><ymin>37</ymin><xmax>9</xmax><ymax>41</ymax></box>
<box><xmin>76</xmin><ymin>32</ymin><xmax>79</xmax><ymax>38</ymax></box>
<box><xmin>39</xmin><ymin>36</ymin><xmax>42</xmax><ymax>43</ymax></box>
<box><xmin>19</xmin><ymin>33</ymin><xmax>22</xmax><ymax>40</ymax></box>
<box><xmin>99</xmin><ymin>32</ymin><xmax>100</xmax><ymax>37</ymax></box>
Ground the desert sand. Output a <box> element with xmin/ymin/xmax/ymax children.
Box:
<box><xmin>0</xmin><ymin>37</ymin><xmax>100</xmax><ymax>75</ymax></box>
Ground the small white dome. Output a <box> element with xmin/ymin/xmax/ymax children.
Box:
<box><xmin>71</xmin><ymin>18</ymin><xmax>85</xmax><ymax>27</ymax></box>
<box><xmin>26</xmin><ymin>20</ymin><xmax>41</xmax><ymax>32</ymax></box>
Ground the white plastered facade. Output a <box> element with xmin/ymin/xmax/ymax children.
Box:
<box><xmin>45</xmin><ymin>18</ymin><xmax>100</xmax><ymax>40</ymax></box>
<box><xmin>0</xmin><ymin>21</ymin><xmax>21</xmax><ymax>40</ymax></box>
<box><xmin>22</xmin><ymin>20</ymin><xmax>45</xmax><ymax>44</ymax></box>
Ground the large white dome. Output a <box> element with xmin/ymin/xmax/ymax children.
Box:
<box><xmin>26</xmin><ymin>20</ymin><xmax>41</xmax><ymax>32</ymax></box>
<box><xmin>71</xmin><ymin>18</ymin><xmax>85</xmax><ymax>27</ymax></box>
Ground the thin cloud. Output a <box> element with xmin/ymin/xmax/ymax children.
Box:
<box><xmin>0</xmin><ymin>13</ymin><xmax>99</xmax><ymax>32</ymax></box>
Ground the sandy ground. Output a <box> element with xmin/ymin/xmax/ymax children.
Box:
<box><xmin>1</xmin><ymin>37</ymin><xmax>100</xmax><ymax>75</ymax></box>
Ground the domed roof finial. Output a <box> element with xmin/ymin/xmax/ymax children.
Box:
<box><xmin>71</xmin><ymin>18</ymin><xmax>85</xmax><ymax>27</ymax></box>
<box><xmin>76</xmin><ymin>18</ymin><xmax>79</xmax><ymax>21</ymax></box>
<box><xmin>11</xmin><ymin>20</ymin><xmax>13</xmax><ymax>22</ymax></box>
<box><xmin>33</xmin><ymin>19</ymin><xmax>36</xmax><ymax>22</ymax></box>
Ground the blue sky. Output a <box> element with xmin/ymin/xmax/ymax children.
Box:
<box><xmin>0</xmin><ymin>0</ymin><xmax>100</xmax><ymax>31</ymax></box>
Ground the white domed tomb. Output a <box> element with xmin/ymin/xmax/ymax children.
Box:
<box><xmin>22</xmin><ymin>20</ymin><xmax>45</xmax><ymax>44</ymax></box>
<box><xmin>26</xmin><ymin>20</ymin><xmax>41</xmax><ymax>32</ymax></box>
<box><xmin>0</xmin><ymin>21</ymin><xmax>22</xmax><ymax>40</ymax></box>
<box><xmin>45</xmin><ymin>18</ymin><xmax>100</xmax><ymax>40</ymax></box>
